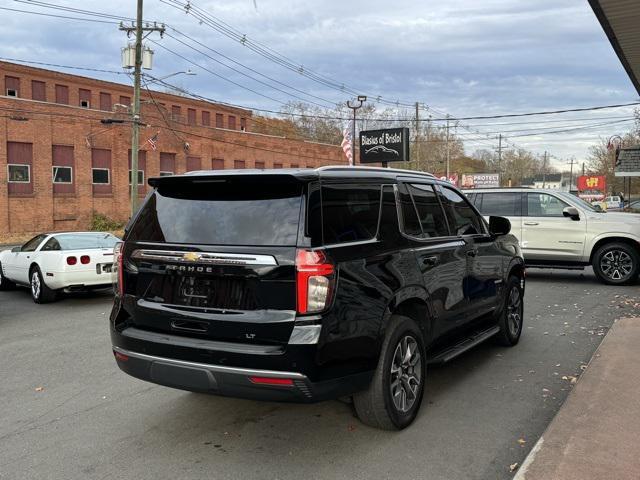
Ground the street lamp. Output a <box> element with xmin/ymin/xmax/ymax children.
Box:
<box><xmin>346</xmin><ymin>95</ymin><xmax>367</xmax><ymax>166</ymax></box>
<box><xmin>144</xmin><ymin>70</ymin><xmax>196</xmax><ymax>86</ymax></box>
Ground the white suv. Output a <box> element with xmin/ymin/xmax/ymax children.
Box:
<box><xmin>464</xmin><ymin>188</ymin><xmax>640</xmax><ymax>285</ymax></box>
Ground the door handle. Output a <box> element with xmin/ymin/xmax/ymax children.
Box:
<box><xmin>524</xmin><ymin>221</ymin><xmax>539</xmax><ymax>226</ymax></box>
<box><xmin>466</xmin><ymin>249</ymin><xmax>478</xmax><ymax>258</ymax></box>
<box><xmin>422</xmin><ymin>256</ymin><xmax>439</xmax><ymax>267</ymax></box>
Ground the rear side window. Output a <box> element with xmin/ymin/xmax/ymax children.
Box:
<box><xmin>321</xmin><ymin>184</ymin><xmax>381</xmax><ymax>244</ymax></box>
<box><xmin>439</xmin><ymin>186</ymin><xmax>484</xmax><ymax>236</ymax></box>
<box><xmin>477</xmin><ymin>192</ymin><xmax>521</xmax><ymax>216</ymax></box>
<box><xmin>129</xmin><ymin>181</ymin><xmax>302</xmax><ymax>246</ymax></box>
<box><xmin>398</xmin><ymin>187</ymin><xmax>422</xmax><ymax>237</ymax></box>
<box><xmin>407</xmin><ymin>184</ymin><xmax>449</xmax><ymax>238</ymax></box>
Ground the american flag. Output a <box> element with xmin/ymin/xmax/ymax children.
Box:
<box><xmin>146</xmin><ymin>131</ymin><xmax>159</xmax><ymax>151</ymax></box>
<box><xmin>341</xmin><ymin>121</ymin><xmax>354</xmax><ymax>165</ymax></box>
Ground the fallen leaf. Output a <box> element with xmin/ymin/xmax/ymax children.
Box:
<box><xmin>348</xmin><ymin>424</ymin><xmax>356</xmax><ymax>432</ymax></box>
<box><xmin>35</xmin><ymin>386</ymin><xmax>44</xmax><ymax>392</ymax></box>
<box><xmin>510</xmin><ymin>463</ymin><xmax>519</xmax><ymax>472</ymax></box>
<box><xmin>517</xmin><ymin>438</ymin><xmax>526</xmax><ymax>446</ymax></box>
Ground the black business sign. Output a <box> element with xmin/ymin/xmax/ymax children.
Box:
<box><xmin>359</xmin><ymin>127</ymin><xmax>409</xmax><ymax>164</ymax></box>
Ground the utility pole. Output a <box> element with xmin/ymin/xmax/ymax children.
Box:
<box><xmin>445</xmin><ymin>115</ymin><xmax>451</xmax><ymax>179</ymax></box>
<box><xmin>415</xmin><ymin>102</ymin><xmax>420</xmax><ymax>171</ymax></box>
<box><xmin>582</xmin><ymin>162</ymin><xmax>585</xmax><ymax>176</ymax></box>
<box><xmin>346</xmin><ymin>96</ymin><xmax>366</xmax><ymax>166</ymax></box>
<box><xmin>119</xmin><ymin>0</ymin><xmax>164</xmax><ymax>215</ymax></box>
<box><xmin>497</xmin><ymin>133</ymin><xmax>503</xmax><ymax>184</ymax></box>
<box><xmin>542</xmin><ymin>151</ymin><xmax>548</xmax><ymax>188</ymax></box>
<box><xmin>566</xmin><ymin>158</ymin><xmax>579</xmax><ymax>191</ymax></box>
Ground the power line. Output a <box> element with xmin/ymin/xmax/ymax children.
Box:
<box><xmin>0</xmin><ymin>56</ymin><xmax>126</xmax><ymax>75</ymax></box>
<box><xmin>0</xmin><ymin>5</ymin><xmax>119</xmax><ymax>24</ymax></box>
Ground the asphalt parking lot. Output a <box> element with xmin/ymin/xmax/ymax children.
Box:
<box><xmin>1</xmin><ymin>269</ymin><xmax>638</xmax><ymax>480</ymax></box>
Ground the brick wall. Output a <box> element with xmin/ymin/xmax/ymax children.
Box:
<box><xmin>0</xmin><ymin>62</ymin><xmax>348</xmax><ymax>235</ymax></box>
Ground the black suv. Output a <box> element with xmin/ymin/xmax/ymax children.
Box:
<box><xmin>110</xmin><ymin>166</ymin><xmax>525</xmax><ymax>430</ymax></box>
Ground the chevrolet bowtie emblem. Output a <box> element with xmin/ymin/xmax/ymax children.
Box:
<box><xmin>182</xmin><ymin>252</ymin><xmax>201</xmax><ymax>262</ymax></box>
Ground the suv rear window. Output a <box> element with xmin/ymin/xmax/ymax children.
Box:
<box><xmin>129</xmin><ymin>181</ymin><xmax>302</xmax><ymax>246</ymax></box>
<box><xmin>321</xmin><ymin>184</ymin><xmax>381</xmax><ymax>244</ymax></box>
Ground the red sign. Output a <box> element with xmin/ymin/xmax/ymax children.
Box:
<box><xmin>577</xmin><ymin>175</ymin><xmax>606</xmax><ymax>192</ymax></box>
<box><xmin>434</xmin><ymin>173</ymin><xmax>459</xmax><ymax>187</ymax></box>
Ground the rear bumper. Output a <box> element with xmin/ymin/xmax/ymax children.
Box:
<box><xmin>45</xmin><ymin>270</ymin><xmax>112</xmax><ymax>290</ymax></box>
<box><xmin>112</xmin><ymin>345</ymin><xmax>370</xmax><ymax>403</ymax></box>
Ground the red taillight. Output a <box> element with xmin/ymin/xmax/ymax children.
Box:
<box><xmin>249</xmin><ymin>376</ymin><xmax>294</xmax><ymax>386</ymax></box>
<box><xmin>113</xmin><ymin>242</ymin><xmax>124</xmax><ymax>296</ymax></box>
<box><xmin>80</xmin><ymin>255</ymin><xmax>90</xmax><ymax>264</ymax></box>
<box><xmin>296</xmin><ymin>249</ymin><xmax>335</xmax><ymax>314</ymax></box>
<box><xmin>66</xmin><ymin>256</ymin><xmax>77</xmax><ymax>265</ymax></box>
<box><xmin>113</xmin><ymin>350</ymin><xmax>129</xmax><ymax>362</ymax></box>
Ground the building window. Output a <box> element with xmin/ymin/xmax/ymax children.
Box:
<box><xmin>55</xmin><ymin>84</ymin><xmax>69</xmax><ymax>105</ymax></box>
<box><xmin>52</xmin><ymin>166</ymin><xmax>72</xmax><ymax>184</ymax></box>
<box><xmin>202</xmin><ymin>111</ymin><xmax>210</xmax><ymax>126</ymax></box>
<box><xmin>211</xmin><ymin>158</ymin><xmax>224</xmax><ymax>169</ymax></box>
<box><xmin>7</xmin><ymin>142</ymin><xmax>33</xmax><ymax>195</ymax></box>
<box><xmin>228</xmin><ymin>115</ymin><xmax>236</xmax><ymax>130</ymax></box>
<box><xmin>91</xmin><ymin>148</ymin><xmax>112</xmax><ymax>194</ymax></box>
<box><xmin>128</xmin><ymin>170</ymin><xmax>145</xmax><ymax>185</ymax></box>
<box><xmin>291</xmin><ymin>164</ymin><xmax>300</xmax><ymax>168</ymax></box>
<box><xmin>255</xmin><ymin>161</ymin><xmax>265</xmax><ymax>169</ymax></box>
<box><xmin>187</xmin><ymin>108</ymin><xmax>196</xmax><ymax>126</ymax></box>
<box><xmin>119</xmin><ymin>95</ymin><xmax>131</xmax><ymax>107</ymax></box>
<box><xmin>187</xmin><ymin>156</ymin><xmax>202</xmax><ymax>171</ymax></box>
<box><xmin>171</xmin><ymin>105</ymin><xmax>181</xmax><ymax>121</ymax></box>
<box><xmin>273</xmin><ymin>163</ymin><xmax>283</xmax><ymax>169</ymax></box>
<box><xmin>240</xmin><ymin>117</ymin><xmax>246</xmax><ymax>131</ymax></box>
<box><xmin>159</xmin><ymin>171</ymin><xmax>174</xmax><ymax>177</ymax></box>
<box><xmin>5</xmin><ymin>76</ymin><xmax>20</xmax><ymax>97</ymax></box>
<box><xmin>234</xmin><ymin>160</ymin><xmax>246</xmax><ymax>169</ymax></box>
<box><xmin>216</xmin><ymin>113</ymin><xmax>224</xmax><ymax>128</ymax></box>
<box><xmin>31</xmin><ymin>80</ymin><xmax>46</xmax><ymax>101</ymax></box>
<box><xmin>99</xmin><ymin>92</ymin><xmax>112</xmax><ymax>111</ymax></box>
<box><xmin>52</xmin><ymin>145</ymin><xmax>75</xmax><ymax>194</ymax></box>
<box><xmin>92</xmin><ymin>168</ymin><xmax>110</xmax><ymax>184</ymax></box>
<box><xmin>8</xmin><ymin>164</ymin><xmax>30</xmax><ymax>183</ymax></box>
<box><xmin>160</xmin><ymin>152</ymin><xmax>175</xmax><ymax>174</ymax></box>
<box><xmin>79</xmin><ymin>88</ymin><xmax>91</xmax><ymax>108</ymax></box>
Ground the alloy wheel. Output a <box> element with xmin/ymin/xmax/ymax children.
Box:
<box><xmin>389</xmin><ymin>335</ymin><xmax>422</xmax><ymax>413</ymax></box>
<box><xmin>31</xmin><ymin>271</ymin><xmax>40</xmax><ymax>300</ymax></box>
<box><xmin>600</xmin><ymin>250</ymin><xmax>633</xmax><ymax>281</ymax></box>
<box><xmin>506</xmin><ymin>286</ymin><xmax>522</xmax><ymax>337</ymax></box>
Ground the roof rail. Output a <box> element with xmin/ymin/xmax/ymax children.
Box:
<box><xmin>316</xmin><ymin>165</ymin><xmax>435</xmax><ymax>177</ymax></box>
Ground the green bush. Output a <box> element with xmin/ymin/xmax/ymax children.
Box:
<box><xmin>90</xmin><ymin>212</ymin><xmax>124</xmax><ymax>232</ymax></box>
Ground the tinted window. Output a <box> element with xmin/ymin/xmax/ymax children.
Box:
<box><xmin>527</xmin><ymin>193</ymin><xmax>568</xmax><ymax>217</ymax></box>
<box><xmin>478</xmin><ymin>192</ymin><xmax>521</xmax><ymax>216</ymax></box>
<box><xmin>129</xmin><ymin>181</ymin><xmax>302</xmax><ymax>246</ymax></box>
<box><xmin>56</xmin><ymin>234</ymin><xmax>120</xmax><ymax>250</ymax></box>
<box><xmin>322</xmin><ymin>185</ymin><xmax>381</xmax><ymax>244</ymax></box>
<box><xmin>21</xmin><ymin>234</ymin><xmax>47</xmax><ymax>252</ymax></box>
<box><xmin>407</xmin><ymin>184</ymin><xmax>449</xmax><ymax>238</ymax></box>
<box><xmin>439</xmin><ymin>187</ymin><xmax>484</xmax><ymax>236</ymax></box>
<box><xmin>41</xmin><ymin>237</ymin><xmax>61</xmax><ymax>251</ymax></box>
<box><xmin>399</xmin><ymin>187</ymin><xmax>421</xmax><ymax>237</ymax></box>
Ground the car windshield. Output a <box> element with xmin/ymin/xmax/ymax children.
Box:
<box><xmin>55</xmin><ymin>233</ymin><xmax>120</xmax><ymax>250</ymax></box>
<box><xmin>560</xmin><ymin>193</ymin><xmax>602</xmax><ymax>212</ymax></box>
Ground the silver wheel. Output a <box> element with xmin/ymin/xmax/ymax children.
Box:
<box><xmin>389</xmin><ymin>335</ymin><xmax>422</xmax><ymax>413</ymax></box>
<box><xmin>506</xmin><ymin>286</ymin><xmax>522</xmax><ymax>337</ymax></box>
<box><xmin>31</xmin><ymin>271</ymin><xmax>41</xmax><ymax>300</ymax></box>
<box><xmin>600</xmin><ymin>250</ymin><xmax>634</xmax><ymax>281</ymax></box>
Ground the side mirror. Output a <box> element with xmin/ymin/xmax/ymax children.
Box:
<box><xmin>489</xmin><ymin>216</ymin><xmax>511</xmax><ymax>236</ymax></box>
<box><xmin>563</xmin><ymin>206</ymin><xmax>580</xmax><ymax>221</ymax></box>
<box><xmin>11</xmin><ymin>246</ymin><xmax>21</xmax><ymax>252</ymax></box>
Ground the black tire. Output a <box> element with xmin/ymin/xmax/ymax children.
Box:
<box><xmin>0</xmin><ymin>262</ymin><xmax>16</xmax><ymax>290</ymax></box>
<box><xmin>494</xmin><ymin>275</ymin><xmax>524</xmax><ymax>347</ymax></box>
<box><xmin>30</xmin><ymin>266</ymin><xmax>58</xmax><ymax>304</ymax></box>
<box><xmin>592</xmin><ymin>242</ymin><xmax>640</xmax><ymax>285</ymax></box>
<box><xmin>353</xmin><ymin>315</ymin><xmax>426</xmax><ymax>430</ymax></box>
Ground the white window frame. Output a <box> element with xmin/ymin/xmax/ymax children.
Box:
<box><xmin>52</xmin><ymin>166</ymin><xmax>73</xmax><ymax>184</ymax></box>
<box><xmin>159</xmin><ymin>171</ymin><xmax>174</xmax><ymax>177</ymax></box>
<box><xmin>128</xmin><ymin>170</ymin><xmax>145</xmax><ymax>185</ymax></box>
<box><xmin>80</xmin><ymin>100</ymin><xmax>90</xmax><ymax>108</ymax></box>
<box><xmin>7</xmin><ymin>164</ymin><xmax>31</xmax><ymax>183</ymax></box>
<box><xmin>92</xmin><ymin>168</ymin><xmax>110</xmax><ymax>185</ymax></box>
<box><xmin>6</xmin><ymin>88</ymin><xmax>17</xmax><ymax>97</ymax></box>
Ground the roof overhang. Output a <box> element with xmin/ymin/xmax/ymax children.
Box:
<box><xmin>589</xmin><ymin>0</ymin><xmax>640</xmax><ymax>95</ymax></box>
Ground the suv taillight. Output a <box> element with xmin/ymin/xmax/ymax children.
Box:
<box><xmin>296</xmin><ymin>249</ymin><xmax>335</xmax><ymax>314</ymax></box>
<box><xmin>113</xmin><ymin>242</ymin><xmax>123</xmax><ymax>295</ymax></box>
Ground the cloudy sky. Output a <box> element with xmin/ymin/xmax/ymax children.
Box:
<box><xmin>2</xmin><ymin>0</ymin><xmax>639</xmax><ymax>167</ymax></box>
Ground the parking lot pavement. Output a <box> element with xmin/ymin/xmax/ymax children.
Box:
<box><xmin>1</xmin><ymin>270</ymin><xmax>638</xmax><ymax>480</ymax></box>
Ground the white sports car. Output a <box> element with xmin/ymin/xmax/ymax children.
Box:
<box><xmin>0</xmin><ymin>232</ymin><xmax>120</xmax><ymax>303</ymax></box>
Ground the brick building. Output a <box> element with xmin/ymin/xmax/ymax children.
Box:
<box><xmin>0</xmin><ymin>61</ymin><xmax>347</xmax><ymax>235</ymax></box>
